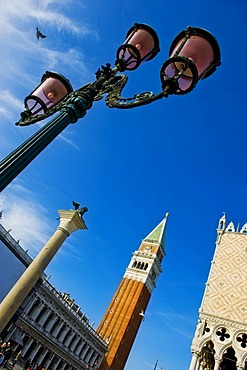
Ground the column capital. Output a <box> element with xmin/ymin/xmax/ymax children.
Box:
<box><xmin>214</xmin><ymin>357</ymin><xmax>221</xmax><ymax>363</ymax></box>
<box><xmin>58</xmin><ymin>209</ymin><xmax>87</xmax><ymax>235</ymax></box>
<box><xmin>236</xmin><ymin>363</ymin><xmax>244</xmax><ymax>370</ymax></box>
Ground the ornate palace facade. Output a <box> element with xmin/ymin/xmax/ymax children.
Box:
<box><xmin>189</xmin><ymin>215</ymin><xmax>247</xmax><ymax>370</ymax></box>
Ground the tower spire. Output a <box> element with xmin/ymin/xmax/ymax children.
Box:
<box><xmin>143</xmin><ymin>212</ymin><xmax>169</xmax><ymax>250</ymax></box>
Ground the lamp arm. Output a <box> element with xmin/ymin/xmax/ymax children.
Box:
<box><xmin>16</xmin><ymin>63</ymin><xmax>119</xmax><ymax>127</ymax></box>
<box><xmin>16</xmin><ymin>64</ymin><xmax>168</xmax><ymax>127</ymax></box>
<box><xmin>104</xmin><ymin>74</ymin><xmax>167</xmax><ymax>109</ymax></box>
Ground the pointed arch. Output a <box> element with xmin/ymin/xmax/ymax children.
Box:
<box><xmin>226</xmin><ymin>221</ymin><xmax>235</xmax><ymax>232</ymax></box>
<box><xmin>221</xmin><ymin>346</ymin><xmax>237</xmax><ymax>370</ymax></box>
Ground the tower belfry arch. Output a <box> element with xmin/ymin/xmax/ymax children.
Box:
<box><xmin>189</xmin><ymin>215</ymin><xmax>247</xmax><ymax>370</ymax></box>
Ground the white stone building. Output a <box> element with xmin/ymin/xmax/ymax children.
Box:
<box><xmin>189</xmin><ymin>215</ymin><xmax>247</xmax><ymax>370</ymax></box>
<box><xmin>0</xmin><ymin>223</ymin><xmax>107</xmax><ymax>369</ymax></box>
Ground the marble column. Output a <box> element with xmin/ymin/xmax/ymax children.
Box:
<box><xmin>70</xmin><ymin>336</ymin><xmax>80</xmax><ymax>352</ymax></box>
<box><xmin>30</xmin><ymin>301</ymin><xmax>44</xmax><ymax>321</ymax></box>
<box><xmin>213</xmin><ymin>357</ymin><xmax>221</xmax><ymax>370</ymax></box>
<box><xmin>51</xmin><ymin>319</ymin><xmax>63</xmax><ymax>337</ymax></box>
<box><xmin>44</xmin><ymin>354</ymin><xmax>55</xmax><ymax>369</ymax></box>
<box><xmin>0</xmin><ymin>209</ymin><xmax>87</xmax><ymax>333</ymax></box>
<box><xmin>37</xmin><ymin>349</ymin><xmax>49</xmax><ymax>365</ymax></box>
<box><xmin>22</xmin><ymin>337</ymin><xmax>34</xmax><ymax>357</ymax></box>
<box><xmin>59</xmin><ymin>326</ymin><xmax>70</xmax><ymax>343</ymax></box>
<box><xmin>189</xmin><ymin>352</ymin><xmax>200</xmax><ymax>370</ymax></box>
<box><xmin>37</xmin><ymin>306</ymin><xmax>49</xmax><ymax>326</ymax></box>
<box><xmin>44</xmin><ymin>313</ymin><xmax>56</xmax><ymax>331</ymax></box>
<box><xmin>75</xmin><ymin>339</ymin><xmax>86</xmax><ymax>356</ymax></box>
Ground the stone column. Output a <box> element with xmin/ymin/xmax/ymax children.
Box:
<box><xmin>213</xmin><ymin>357</ymin><xmax>221</xmax><ymax>370</ymax></box>
<box><xmin>66</xmin><ymin>332</ymin><xmax>77</xmax><ymax>348</ymax></box>
<box><xmin>59</xmin><ymin>362</ymin><xmax>68</xmax><ymax>370</ymax></box>
<box><xmin>51</xmin><ymin>319</ymin><xmax>63</xmax><ymax>337</ymax></box>
<box><xmin>80</xmin><ymin>344</ymin><xmax>90</xmax><ymax>360</ymax></box>
<box><xmin>59</xmin><ymin>326</ymin><xmax>70</xmax><ymax>343</ymax></box>
<box><xmin>70</xmin><ymin>336</ymin><xmax>80</xmax><ymax>352</ymax></box>
<box><xmin>50</xmin><ymin>356</ymin><xmax>60</xmax><ymax>370</ymax></box>
<box><xmin>85</xmin><ymin>347</ymin><xmax>94</xmax><ymax>364</ymax></box>
<box><xmin>22</xmin><ymin>337</ymin><xmax>34</xmax><ymax>357</ymax></box>
<box><xmin>91</xmin><ymin>352</ymin><xmax>99</xmax><ymax>367</ymax></box>
<box><xmin>54</xmin><ymin>358</ymin><xmax>64</xmax><ymax>370</ymax></box>
<box><xmin>64</xmin><ymin>330</ymin><xmax>74</xmax><ymax>347</ymax></box>
<box><xmin>44</xmin><ymin>354</ymin><xmax>55</xmax><ymax>369</ymax></box>
<box><xmin>28</xmin><ymin>342</ymin><xmax>39</xmax><ymax>361</ymax></box>
<box><xmin>47</xmin><ymin>316</ymin><xmax>57</xmax><ymax>333</ymax></box>
<box><xmin>31</xmin><ymin>302</ymin><xmax>45</xmax><ymax>321</ymax></box>
<box><xmin>0</xmin><ymin>209</ymin><xmax>87</xmax><ymax>333</ymax></box>
<box><xmin>37</xmin><ymin>349</ymin><xmax>49</xmax><ymax>365</ymax></box>
<box><xmin>189</xmin><ymin>352</ymin><xmax>200</xmax><ymax>370</ymax></box>
<box><xmin>44</xmin><ymin>312</ymin><xmax>56</xmax><ymax>331</ymax></box>
<box><xmin>37</xmin><ymin>306</ymin><xmax>51</xmax><ymax>326</ymax></box>
<box><xmin>75</xmin><ymin>339</ymin><xmax>86</xmax><ymax>356</ymax></box>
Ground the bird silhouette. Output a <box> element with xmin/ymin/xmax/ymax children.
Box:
<box><xmin>36</xmin><ymin>27</ymin><xmax>46</xmax><ymax>40</ymax></box>
<box><xmin>72</xmin><ymin>201</ymin><xmax>88</xmax><ymax>217</ymax></box>
<box><xmin>139</xmin><ymin>309</ymin><xmax>145</xmax><ymax>320</ymax></box>
<box><xmin>72</xmin><ymin>201</ymin><xmax>80</xmax><ymax>210</ymax></box>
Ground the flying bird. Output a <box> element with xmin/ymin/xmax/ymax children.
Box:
<box><xmin>139</xmin><ymin>309</ymin><xmax>145</xmax><ymax>320</ymax></box>
<box><xmin>36</xmin><ymin>27</ymin><xmax>47</xmax><ymax>40</ymax></box>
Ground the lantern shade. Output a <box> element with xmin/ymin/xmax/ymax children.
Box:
<box><xmin>24</xmin><ymin>71</ymin><xmax>73</xmax><ymax>116</ymax></box>
<box><xmin>160</xmin><ymin>26</ymin><xmax>221</xmax><ymax>95</ymax></box>
<box><xmin>116</xmin><ymin>23</ymin><xmax>160</xmax><ymax>71</ymax></box>
<box><xmin>169</xmin><ymin>27</ymin><xmax>221</xmax><ymax>80</ymax></box>
<box><xmin>160</xmin><ymin>57</ymin><xmax>198</xmax><ymax>95</ymax></box>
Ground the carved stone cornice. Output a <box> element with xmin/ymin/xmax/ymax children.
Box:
<box><xmin>200</xmin><ymin>312</ymin><xmax>247</xmax><ymax>331</ymax></box>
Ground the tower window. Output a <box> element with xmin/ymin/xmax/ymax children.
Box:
<box><xmin>132</xmin><ymin>260</ymin><xmax>137</xmax><ymax>268</ymax></box>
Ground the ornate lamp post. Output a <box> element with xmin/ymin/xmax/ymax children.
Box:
<box><xmin>0</xmin><ymin>24</ymin><xmax>221</xmax><ymax>192</ymax></box>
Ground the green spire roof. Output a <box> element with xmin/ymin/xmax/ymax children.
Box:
<box><xmin>143</xmin><ymin>213</ymin><xmax>169</xmax><ymax>248</ymax></box>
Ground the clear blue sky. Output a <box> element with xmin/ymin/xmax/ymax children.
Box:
<box><xmin>0</xmin><ymin>1</ymin><xmax>247</xmax><ymax>369</ymax></box>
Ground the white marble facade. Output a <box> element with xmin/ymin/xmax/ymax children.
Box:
<box><xmin>189</xmin><ymin>215</ymin><xmax>247</xmax><ymax>370</ymax></box>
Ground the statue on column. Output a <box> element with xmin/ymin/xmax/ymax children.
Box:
<box><xmin>72</xmin><ymin>201</ymin><xmax>88</xmax><ymax>218</ymax></box>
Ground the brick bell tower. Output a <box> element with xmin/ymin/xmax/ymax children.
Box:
<box><xmin>189</xmin><ymin>214</ymin><xmax>247</xmax><ymax>370</ymax></box>
<box><xmin>97</xmin><ymin>213</ymin><xmax>169</xmax><ymax>370</ymax></box>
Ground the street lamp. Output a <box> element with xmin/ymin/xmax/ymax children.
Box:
<box><xmin>0</xmin><ymin>23</ymin><xmax>221</xmax><ymax>192</ymax></box>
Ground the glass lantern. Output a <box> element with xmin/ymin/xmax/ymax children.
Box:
<box><xmin>24</xmin><ymin>71</ymin><xmax>73</xmax><ymax>116</ymax></box>
<box><xmin>116</xmin><ymin>23</ymin><xmax>160</xmax><ymax>71</ymax></box>
<box><xmin>160</xmin><ymin>26</ymin><xmax>221</xmax><ymax>95</ymax></box>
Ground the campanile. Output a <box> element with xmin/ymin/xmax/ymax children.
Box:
<box><xmin>97</xmin><ymin>213</ymin><xmax>169</xmax><ymax>370</ymax></box>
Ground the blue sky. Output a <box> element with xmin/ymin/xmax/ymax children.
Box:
<box><xmin>0</xmin><ymin>1</ymin><xmax>247</xmax><ymax>369</ymax></box>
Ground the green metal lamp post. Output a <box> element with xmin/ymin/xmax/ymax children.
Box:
<box><xmin>0</xmin><ymin>24</ymin><xmax>221</xmax><ymax>192</ymax></box>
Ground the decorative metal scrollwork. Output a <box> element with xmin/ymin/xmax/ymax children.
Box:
<box><xmin>16</xmin><ymin>64</ymin><xmax>168</xmax><ymax>127</ymax></box>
